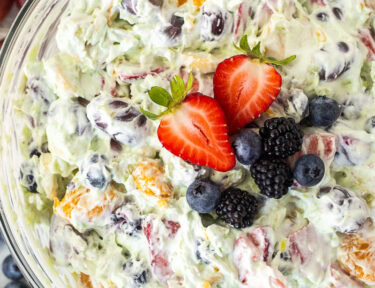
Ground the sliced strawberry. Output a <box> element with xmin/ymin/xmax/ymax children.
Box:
<box><xmin>288</xmin><ymin>224</ymin><xmax>330</xmax><ymax>283</ymax></box>
<box><xmin>359</xmin><ymin>29</ymin><xmax>375</xmax><ymax>59</ymax></box>
<box><xmin>233</xmin><ymin>227</ymin><xmax>287</xmax><ymax>287</ymax></box>
<box><xmin>157</xmin><ymin>93</ymin><xmax>236</xmax><ymax>172</ymax></box>
<box><xmin>143</xmin><ymin>217</ymin><xmax>179</xmax><ymax>285</ymax></box>
<box><xmin>214</xmin><ymin>55</ymin><xmax>282</xmax><ymax>134</ymax></box>
<box><xmin>329</xmin><ymin>264</ymin><xmax>362</xmax><ymax>288</ymax></box>
<box><xmin>288</xmin><ymin>133</ymin><xmax>337</xmax><ymax>169</ymax></box>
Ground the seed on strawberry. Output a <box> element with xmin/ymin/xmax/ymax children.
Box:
<box><xmin>213</xmin><ymin>36</ymin><xmax>296</xmax><ymax>134</ymax></box>
<box><xmin>141</xmin><ymin>74</ymin><xmax>236</xmax><ymax>172</ymax></box>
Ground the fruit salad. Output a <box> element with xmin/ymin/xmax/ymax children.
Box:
<box><xmin>13</xmin><ymin>0</ymin><xmax>375</xmax><ymax>287</ymax></box>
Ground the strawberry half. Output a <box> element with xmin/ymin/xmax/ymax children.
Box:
<box><xmin>214</xmin><ymin>36</ymin><xmax>295</xmax><ymax>134</ymax></box>
<box><xmin>141</xmin><ymin>74</ymin><xmax>235</xmax><ymax>172</ymax></box>
<box><xmin>158</xmin><ymin>93</ymin><xmax>235</xmax><ymax>172</ymax></box>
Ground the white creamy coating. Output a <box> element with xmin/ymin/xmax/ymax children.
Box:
<box><xmin>12</xmin><ymin>0</ymin><xmax>375</xmax><ymax>287</ymax></box>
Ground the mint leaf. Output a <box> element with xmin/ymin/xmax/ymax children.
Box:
<box><xmin>239</xmin><ymin>35</ymin><xmax>251</xmax><ymax>52</ymax></box>
<box><xmin>140</xmin><ymin>107</ymin><xmax>160</xmax><ymax>120</ymax></box>
<box><xmin>170</xmin><ymin>75</ymin><xmax>186</xmax><ymax>102</ymax></box>
<box><xmin>186</xmin><ymin>73</ymin><xmax>194</xmax><ymax>93</ymax></box>
<box><xmin>148</xmin><ymin>87</ymin><xmax>172</xmax><ymax>107</ymax></box>
<box><xmin>263</xmin><ymin>55</ymin><xmax>296</xmax><ymax>66</ymax></box>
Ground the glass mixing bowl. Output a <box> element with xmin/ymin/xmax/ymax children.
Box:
<box><xmin>0</xmin><ymin>0</ymin><xmax>78</xmax><ymax>287</ymax></box>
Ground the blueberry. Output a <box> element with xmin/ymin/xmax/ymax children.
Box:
<box><xmin>332</xmin><ymin>7</ymin><xmax>343</xmax><ymax>20</ymax></box>
<box><xmin>294</xmin><ymin>154</ymin><xmax>325</xmax><ymax>187</ymax></box>
<box><xmin>186</xmin><ymin>179</ymin><xmax>221</xmax><ymax>213</ymax></box>
<box><xmin>2</xmin><ymin>255</ymin><xmax>23</xmax><ymax>281</ymax></box>
<box><xmin>307</xmin><ymin>96</ymin><xmax>340</xmax><ymax>127</ymax></box>
<box><xmin>232</xmin><ymin>129</ymin><xmax>262</xmax><ymax>165</ymax></box>
<box><xmin>337</xmin><ymin>41</ymin><xmax>349</xmax><ymax>53</ymax></box>
<box><xmin>316</xmin><ymin>12</ymin><xmax>329</xmax><ymax>21</ymax></box>
<box><xmin>134</xmin><ymin>270</ymin><xmax>150</xmax><ymax>285</ymax></box>
<box><xmin>113</xmin><ymin>204</ymin><xmax>142</xmax><ymax>236</ymax></box>
<box><xmin>19</xmin><ymin>164</ymin><xmax>38</xmax><ymax>193</ymax></box>
<box><xmin>5</xmin><ymin>282</ymin><xmax>28</xmax><ymax>288</ymax></box>
<box><xmin>82</xmin><ymin>154</ymin><xmax>111</xmax><ymax>190</ymax></box>
<box><xmin>364</xmin><ymin>116</ymin><xmax>375</xmax><ymax>134</ymax></box>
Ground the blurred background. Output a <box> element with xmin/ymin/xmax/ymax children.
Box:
<box><xmin>1</xmin><ymin>1</ymin><xmax>32</xmax><ymax>287</ymax></box>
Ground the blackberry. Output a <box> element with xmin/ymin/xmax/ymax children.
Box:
<box><xmin>260</xmin><ymin>117</ymin><xmax>303</xmax><ymax>159</ymax></box>
<box><xmin>216</xmin><ymin>188</ymin><xmax>259</xmax><ymax>229</ymax></box>
<box><xmin>251</xmin><ymin>159</ymin><xmax>293</xmax><ymax>199</ymax></box>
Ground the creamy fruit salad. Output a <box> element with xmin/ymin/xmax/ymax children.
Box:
<box><xmin>12</xmin><ymin>0</ymin><xmax>375</xmax><ymax>287</ymax></box>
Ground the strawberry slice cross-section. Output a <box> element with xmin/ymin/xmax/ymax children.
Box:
<box><xmin>157</xmin><ymin>93</ymin><xmax>236</xmax><ymax>172</ymax></box>
<box><xmin>214</xmin><ymin>55</ymin><xmax>282</xmax><ymax>135</ymax></box>
<box><xmin>141</xmin><ymin>73</ymin><xmax>236</xmax><ymax>172</ymax></box>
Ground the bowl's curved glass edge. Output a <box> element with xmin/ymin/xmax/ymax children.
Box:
<box><xmin>0</xmin><ymin>0</ymin><xmax>73</xmax><ymax>287</ymax></box>
<box><xmin>0</xmin><ymin>2</ymin><xmax>44</xmax><ymax>287</ymax></box>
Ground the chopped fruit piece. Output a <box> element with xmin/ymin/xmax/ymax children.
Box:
<box><xmin>338</xmin><ymin>234</ymin><xmax>375</xmax><ymax>284</ymax></box>
<box><xmin>79</xmin><ymin>273</ymin><xmax>104</xmax><ymax>288</ymax></box>
<box><xmin>193</xmin><ymin>0</ymin><xmax>206</xmax><ymax>7</ymax></box>
<box><xmin>132</xmin><ymin>159</ymin><xmax>173</xmax><ymax>199</ymax></box>
<box><xmin>329</xmin><ymin>264</ymin><xmax>362</xmax><ymax>288</ymax></box>
<box><xmin>177</xmin><ymin>0</ymin><xmax>187</xmax><ymax>6</ymax></box>
<box><xmin>214</xmin><ymin>36</ymin><xmax>295</xmax><ymax>134</ymax></box>
<box><xmin>214</xmin><ymin>55</ymin><xmax>281</xmax><ymax>134</ymax></box>
<box><xmin>359</xmin><ymin>29</ymin><xmax>375</xmax><ymax>59</ymax></box>
<box><xmin>53</xmin><ymin>184</ymin><xmax>120</xmax><ymax>221</ymax></box>
<box><xmin>143</xmin><ymin>217</ymin><xmax>180</xmax><ymax>284</ymax></box>
<box><xmin>289</xmin><ymin>224</ymin><xmax>331</xmax><ymax>283</ymax></box>
<box><xmin>80</xmin><ymin>273</ymin><xmax>94</xmax><ymax>288</ymax></box>
<box><xmin>184</xmin><ymin>53</ymin><xmax>220</xmax><ymax>74</ymax></box>
<box><xmin>158</xmin><ymin>94</ymin><xmax>236</xmax><ymax>172</ymax></box>
<box><xmin>118</xmin><ymin>68</ymin><xmax>165</xmax><ymax>82</ymax></box>
<box><xmin>234</xmin><ymin>228</ymin><xmax>287</xmax><ymax>287</ymax></box>
<box><xmin>288</xmin><ymin>133</ymin><xmax>337</xmax><ymax>168</ymax></box>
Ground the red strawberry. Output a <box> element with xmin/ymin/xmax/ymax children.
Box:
<box><xmin>157</xmin><ymin>93</ymin><xmax>236</xmax><ymax>172</ymax></box>
<box><xmin>214</xmin><ymin>55</ymin><xmax>282</xmax><ymax>134</ymax></box>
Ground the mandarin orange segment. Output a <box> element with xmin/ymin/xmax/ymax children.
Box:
<box><xmin>132</xmin><ymin>160</ymin><xmax>173</xmax><ymax>199</ymax></box>
<box><xmin>193</xmin><ymin>0</ymin><xmax>206</xmax><ymax>7</ymax></box>
<box><xmin>338</xmin><ymin>234</ymin><xmax>375</xmax><ymax>284</ymax></box>
<box><xmin>54</xmin><ymin>185</ymin><xmax>118</xmax><ymax>221</ymax></box>
<box><xmin>79</xmin><ymin>273</ymin><xmax>105</xmax><ymax>288</ymax></box>
<box><xmin>178</xmin><ymin>0</ymin><xmax>187</xmax><ymax>6</ymax></box>
<box><xmin>80</xmin><ymin>273</ymin><xmax>94</xmax><ymax>288</ymax></box>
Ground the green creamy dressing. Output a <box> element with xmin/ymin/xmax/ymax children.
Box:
<box><xmin>14</xmin><ymin>0</ymin><xmax>375</xmax><ymax>287</ymax></box>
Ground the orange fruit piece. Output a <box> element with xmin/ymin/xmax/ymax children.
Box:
<box><xmin>79</xmin><ymin>273</ymin><xmax>105</xmax><ymax>288</ymax></box>
<box><xmin>132</xmin><ymin>160</ymin><xmax>173</xmax><ymax>199</ymax></box>
<box><xmin>80</xmin><ymin>273</ymin><xmax>94</xmax><ymax>288</ymax></box>
<box><xmin>193</xmin><ymin>0</ymin><xmax>206</xmax><ymax>7</ymax></box>
<box><xmin>178</xmin><ymin>0</ymin><xmax>187</xmax><ymax>6</ymax></box>
<box><xmin>338</xmin><ymin>234</ymin><xmax>375</xmax><ymax>284</ymax></box>
<box><xmin>54</xmin><ymin>184</ymin><xmax>119</xmax><ymax>221</ymax></box>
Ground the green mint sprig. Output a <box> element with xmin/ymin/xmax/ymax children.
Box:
<box><xmin>140</xmin><ymin>73</ymin><xmax>194</xmax><ymax>120</ymax></box>
<box><xmin>234</xmin><ymin>35</ymin><xmax>296</xmax><ymax>66</ymax></box>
